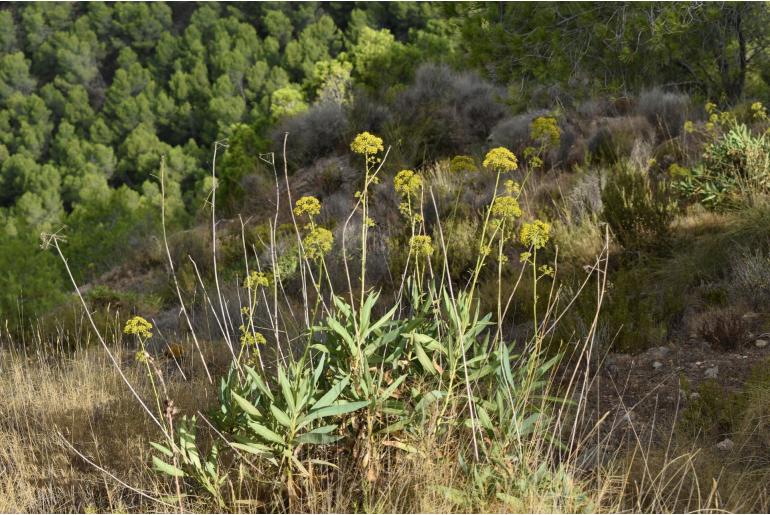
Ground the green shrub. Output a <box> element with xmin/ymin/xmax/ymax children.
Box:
<box><xmin>674</xmin><ymin>124</ymin><xmax>770</xmax><ymax>210</ymax></box>
<box><xmin>601</xmin><ymin>163</ymin><xmax>674</xmax><ymax>252</ymax></box>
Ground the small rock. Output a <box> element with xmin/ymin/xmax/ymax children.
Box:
<box><xmin>743</xmin><ymin>311</ymin><xmax>759</xmax><ymax>320</ymax></box>
<box><xmin>690</xmin><ymin>392</ymin><xmax>701</xmax><ymax>401</ymax></box>
<box><xmin>716</xmin><ymin>438</ymin><xmax>734</xmax><ymax>451</ymax></box>
<box><xmin>652</xmin><ymin>360</ymin><xmax>663</xmax><ymax>370</ymax></box>
<box><xmin>755</xmin><ymin>339</ymin><xmax>768</xmax><ymax>348</ymax></box>
<box><xmin>704</xmin><ymin>366</ymin><xmax>719</xmax><ymax>379</ymax></box>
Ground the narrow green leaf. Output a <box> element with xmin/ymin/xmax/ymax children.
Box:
<box><xmin>152</xmin><ymin>456</ymin><xmax>185</xmax><ymax>477</ymax></box>
<box><xmin>412</xmin><ymin>340</ymin><xmax>437</xmax><ymax>375</ymax></box>
<box><xmin>270</xmin><ymin>404</ymin><xmax>293</xmax><ymax>428</ymax></box>
<box><xmin>310</xmin><ymin>376</ymin><xmax>350</xmax><ymax>411</ymax></box>
<box><xmin>231</xmin><ymin>391</ymin><xmax>262</xmax><ymax>418</ymax></box>
<box><xmin>247</xmin><ymin>420</ymin><xmax>285</xmax><ymax>446</ymax></box>
<box><xmin>299</xmin><ymin>400</ymin><xmax>368</xmax><ymax>428</ymax></box>
<box><xmin>150</xmin><ymin>441</ymin><xmax>173</xmax><ymax>458</ymax></box>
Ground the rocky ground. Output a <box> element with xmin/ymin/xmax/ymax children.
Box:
<box><xmin>579</xmin><ymin>310</ymin><xmax>770</xmax><ymax>465</ymax></box>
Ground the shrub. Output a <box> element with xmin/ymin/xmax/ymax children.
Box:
<box><xmin>587</xmin><ymin>116</ymin><xmax>656</xmax><ymax>165</ymax></box>
<box><xmin>601</xmin><ymin>163</ymin><xmax>674</xmax><ymax>252</ymax></box>
<box><xmin>674</xmin><ymin>124</ymin><xmax>770</xmax><ymax>210</ymax></box>
<box><xmin>729</xmin><ymin>247</ymin><xmax>770</xmax><ymax>308</ymax></box>
<box><xmin>273</xmin><ymin>101</ymin><xmax>349</xmax><ymax>169</ymax></box>
<box><xmin>637</xmin><ymin>88</ymin><xmax>690</xmax><ymax>139</ymax></box>
<box><xmin>488</xmin><ymin>110</ymin><xmax>549</xmax><ymax>153</ymax></box>
<box><xmin>390</xmin><ymin>63</ymin><xmax>507</xmax><ymax>162</ymax></box>
<box><xmin>695</xmin><ymin>306</ymin><xmax>747</xmax><ymax>350</ymax></box>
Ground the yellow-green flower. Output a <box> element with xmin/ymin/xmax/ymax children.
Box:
<box><xmin>303</xmin><ymin>227</ymin><xmax>334</xmax><ymax>260</ymax></box>
<box><xmin>350</xmin><ymin>131</ymin><xmax>384</xmax><ymax>155</ymax></box>
<box><xmin>520</xmin><ymin>220</ymin><xmax>551</xmax><ymax>249</ymax></box>
<box><xmin>124</xmin><ymin>316</ymin><xmax>153</xmax><ymax>339</ymax></box>
<box><xmin>668</xmin><ymin>163</ymin><xmax>690</xmax><ymax>178</ymax></box>
<box><xmin>394</xmin><ymin>169</ymin><xmax>423</xmax><ymax>198</ymax></box>
<box><xmin>482</xmin><ymin>147</ymin><xmax>518</xmax><ymax>172</ymax></box>
<box><xmin>683</xmin><ymin>120</ymin><xmax>695</xmax><ymax>134</ymax></box>
<box><xmin>527</xmin><ymin>155</ymin><xmax>544</xmax><ymax>169</ymax></box>
<box><xmin>752</xmin><ymin>101</ymin><xmax>767</xmax><ymax>121</ymax></box>
<box><xmin>490</xmin><ymin>196</ymin><xmax>522</xmax><ymax>224</ymax></box>
<box><xmin>449</xmin><ymin>155</ymin><xmax>478</xmax><ymax>174</ymax></box>
<box><xmin>530</xmin><ymin>116</ymin><xmax>561</xmax><ymax>148</ymax></box>
<box><xmin>293</xmin><ymin>196</ymin><xmax>321</xmax><ymax>218</ymax></box>
<box><xmin>240</xmin><ymin>325</ymin><xmax>267</xmax><ymax>347</ymax></box>
<box><xmin>504</xmin><ymin>179</ymin><xmax>521</xmax><ymax>196</ymax></box>
<box><xmin>244</xmin><ymin>270</ymin><xmax>269</xmax><ymax>290</ymax></box>
<box><xmin>705</xmin><ymin>101</ymin><xmax>717</xmax><ymax>114</ymax></box>
<box><xmin>409</xmin><ymin>235</ymin><xmax>434</xmax><ymax>258</ymax></box>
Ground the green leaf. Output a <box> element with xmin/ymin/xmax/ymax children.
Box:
<box><xmin>277</xmin><ymin>367</ymin><xmax>296</xmax><ymax>414</ymax></box>
<box><xmin>310</xmin><ymin>376</ymin><xmax>350</xmax><ymax>411</ymax></box>
<box><xmin>245</xmin><ymin>366</ymin><xmax>274</xmax><ymax>401</ymax></box>
<box><xmin>270</xmin><ymin>403</ymin><xmax>293</xmax><ymax>428</ymax></box>
<box><xmin>299</xmin><ymin>400</ymin><xmax>368</xmax><ymax>428</ymax></box>
<box><xmin>150</xmin><ymin>441</ymin><xmax>174</xmax><ymax>458</ymax></box>
<box><xmin>152</xmin><ymin>456</ymin><xmax>185</xmax><ymax>477</ymax></box>
<box><xmin>412</xmin><ymin>340</ymin><xmax>437</xmax><ymax>375</ymax></box>
<box><xmin>327</xmin><ymin>317</ymin><xmax>356</xmax><ymax>354</ymax></box>
<box><xmin>296</xmin><ymin>432</ymin><xmax>343</xmax><ymax>445</ymax></box>
<box><xmin>231</xmin><ymin>391</ymin><xmax>262</xmax><ymax>418</ymax></box>
<box><xmin>380</xmin><ymin>373</ymin><xmax>407</xmax><ymax>401</ymax></box>
<box><xmin>247</xmin><ymin>420</ymin><xmax>286</xmax><ymax>446</ymax></box>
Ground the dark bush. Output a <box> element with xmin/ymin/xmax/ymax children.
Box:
<box><xmin>637</xmin><ymin>88</ymin><xmax>691</xmax><ymax>139</ymax></box>
<box><xmin>273</xmin><ymin>101</ymin><xmax>349</xmax><ymax>170</ymax></box>
<box><xmin>390</xmin><ymin>63</ymin><xmax>507</xmax><ymax>163</ymax></box>
<box><xmin>601</xmin><ymin>163</ymin><xmax>674</xmax><ymax>252</ymax></box>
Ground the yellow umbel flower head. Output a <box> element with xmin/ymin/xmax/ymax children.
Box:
<box><xmin>394</xmin><ymin>169</ymin><xmax>423</xmax><ymax>198</ymax></box>
<box><xmin>350</xmin><ymin>131</ymin><xmax>384</xmax><ymax>155</ymax></box>
<box><xmin>490</xmin><ymin>196</ymin><xmax>523</xmax><ymax>224</ymax></box>
<box><xmin>124</xmin><ymin>316</ymin><xmax>153</xmax><ymax>339</ymax></box>
<box><xmin>293</xmin><ymin>196</ymin><xmax>321</xmax><ymax>218</ymax></box>
<box><xmin>240</xmin><ymin>325</ymin><xmax>267</xmax><ymax>347</ymax></box>
<box><xmin>504</xmin><ymin>179</ymin><xmax>521</xmax><ymax>196</ymax></box>
<box><xmin>520</xmin><ymin>220</ymin><xmax>551</xmax><ymax>249</ymax></box>
<box><xmin>303</xmin><ymin>227</ymin><xmax>334</xmax><ymax>260</ymax></box>
<box><xmin>530</xmin><ymin>116</ymin><xmax>561</xmax><ymax>148</ymax></box>
<box><xmin>244</xmin><ymin>270</ymin><xmax>269</xmax><ymax>290</ymax></box>
<box><xmin>449</xmin><ymin>155</ymin><xmax>478</xmax><ymax>174</ymax></box>
<box><xmin>409</xmin><ymin>235</ymin><xmax>434</xmax><ymax>258</ymax></box>
<box><xmin>483</xmin><ymin>147</ymin><xmax>518</xmax><ymax>172</ymax></box>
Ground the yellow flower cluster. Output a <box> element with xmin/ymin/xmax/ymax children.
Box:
<box><xmin>394</xmin><ymin>169</ymin><xmax>423</xmax><ymax>198</ymax></box>
<box><xmin>519</xmin><ymin>220</ymin><xmax>551</xmax><ymax>249</ymax></box>
<box><xmin>482</xmin><ymin>147</ymin><xmax>518</xmax><ymax>172</ymax></box>
<box><xmin>449</xmin><ymin>155</ymin><xmax>478</xmax><ymax>174</ymax></box>
<box><xmin>293</xmin><ymin>196</ymin><xmax>321</xmax><ymax>218</ymax></box>
<box><xmin>504</xmin><ymin>179</ymin><xmax>521</xmax><ymax>196</ymax></box>
<box><xmin>683</xmin><ymin>120</ymin><xmax>695</xmax><ymax>134</ymax></box>
<box><xmin>244</xmin><ymin>270</ymin><xmax>269</xmax><ymax>290</ymax></box>
<box><xmin>667</xmin><ymin>163</ymin><xmax>690</xmax><ymax>178</ymax></box>
<box><xmin>350</xmin><ymin>131</ymin><xmax>384</xmax><ymax>155</ymax></box>
<box><xmin>303</xmin><ymin>226</ymin><xmax>334</xmax><ymax>260</ymax></box>
<box><xmin>240</xmin><ymin>325</ymin><xmax>266</xmax><ymax>347</ymax></box>
<box><xmin>752</xmin><ymin>101</ymin><xmax>767</xmax><ymax>121</ymax></box>
<box><xmin>531</xmin><ymin>116</ymin><xmax>561</xmax><ymax>148</ymax></box>
<box><xmin>490</xmin><ymin>196</ymin><xmax>522</xmax><ymax>224</ymax></box>
<box><xmin>409</xmin><ymin>234</ymin><xmax>434</xmax><ymax>258</ymax></box>
<box><xmin>124</xmin><ymin>316</ymin><xmax>153</xmax><ymax>339</ymax></box>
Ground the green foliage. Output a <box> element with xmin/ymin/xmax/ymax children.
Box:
<box><xmin>602</xmin><ymin>164</ymin><xmax>674</xmax><ymax>252</ymax></box>
<box><xmin>674</xmin><ymin>124</ymin><xmax>770</xmax><ymax>210</ymax></box>
<box><xmin>457</xmin><ymin>3</ymin><xmax>770</xmax><ymax>102</ymax></box>
<box><xmin>0</xmin><ymin>230</ymin><xmax>65</xmax><ymax>328</ymax></box>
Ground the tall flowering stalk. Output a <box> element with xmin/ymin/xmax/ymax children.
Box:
<box><xmin>350</xmin><ymin>131</ymin><xmax>384</xmax><ymax>311</ymax></box>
